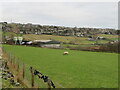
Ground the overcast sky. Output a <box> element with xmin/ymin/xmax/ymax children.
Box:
<box><xmin>0</xmin><ymin>2</ymin><xmax>118</xmax><ymax>29</ymax></box>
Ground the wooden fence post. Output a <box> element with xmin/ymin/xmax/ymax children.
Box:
<box><xmin>17</xmin><ymin>61</ymin><xmax>19</xmax><ymax>72</ymax></box>
<box><xmin>14</xmin><ymin>56</ymin><xmax>17</xmax><ymax>70</ymax></box>
<box><xmin>4</xmin><ymin>61</ymin><xmax>7</xmax><ymax>69</ymax></box>
<box><xmin>13</xmin><ymin>55</ymin><xmax>15</xmax><ymax>68</ymax></box>
<box><xmin>22</xmin><ymin>63</ymin><xmax>25</xmax><ymax>79</ymax></box>
<box><xmin>30</xmin><ymin>67</ymin><xmax>35</xmax><ymax>87</ymax></box>
<box><xmin>9</xmin><ymin>53</ymin><xmax>12</xmax><ymax>64</ymax></box>
<box><xmin>17</xmin><ymin>61</ymin><xmax>20</xmax><ymax>82</ymax></box>
<box><xmin>47</xmin><ymin>82</ymin><xmax>51</xmax><ymax>90</ymax></box>
<box><xmin>6</xmin><ymin>52</ymin><xmax>8</xmax><ymax>61</ymax></box>
<box><xmin>10</xmin><ymin>54</ymin><xmax>13</xmax><ymax>65</ymax></box>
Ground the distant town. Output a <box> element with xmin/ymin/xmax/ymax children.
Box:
<box><xmin>0</xmin><ymin>21</ymin><xmax>119</xmax><ymax>53</ymax></box>
<box><xmin>1</xmin><ymin>22</ymin><xmax>119</xmax><ymax>36</ymax></box>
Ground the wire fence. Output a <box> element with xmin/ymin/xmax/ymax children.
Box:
<box><xmin>2</xmin><ymin>47</ymin><xmax>56</xmax><ymax>89</ymax></box>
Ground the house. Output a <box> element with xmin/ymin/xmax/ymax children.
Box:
<box><xmin>33</xmin><ymin>40</ymin><xmax>61</xmax><ymax>48</ymax></box>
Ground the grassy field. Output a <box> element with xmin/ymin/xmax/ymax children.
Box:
<box><xmin>23</xmin><ymin>34</ymin><xmax>117</xmax><ymax>45</ymax></box>
<box><xmin>2</xmin><ymin>32</ymin><xmax>118</xmax><ymax>45</ymax></box>
<box><xmin>3</xmin><ymin>45</ymin><xmax>118</xmax><ymax>88</ymax></box>
<box><xmin>98</xmin><ymin>34</ymin><xmax>118</xmax><ymax>39</ymax></box>
<box><xmin>3</xmin><ymin>32</ymin><xmax>17</xmax><ymax>36</ymax></box>
<box><xmin>23</xmin><ymin>34</ymin><xmax>89</xmax><ymax>44</ymax></box>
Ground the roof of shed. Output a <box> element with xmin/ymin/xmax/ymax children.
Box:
<box><xmin>34</xmin><ymin>40</ymin><xmax>52</xmax><ymax>43</ymax></box>
<box><xmin>33</xmin><ymin>40</ymin><xmax>61</xmax><ymax>44</ymax></box>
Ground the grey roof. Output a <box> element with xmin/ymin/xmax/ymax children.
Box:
<box><xmin>33</xmin><ymin>40</ymin><xmax>61</xmax><ymax>44</ymax></box>
<box><xmin>34</xmin><ymin>40</ymin><xmax>52</xmax><ymax>43</ymax></box>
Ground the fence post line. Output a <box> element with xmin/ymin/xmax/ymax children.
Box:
<box><xmin>31</xmin><ymin>67</ymin><xmax>35</xmax><ymax>87</ymax></box>
<box><xmin>17</xmin><ymin>61</ymin><xmax>20</xmax><ymax>82</ymax></box>
<box><xmin>7</xmin><ymin>52</ymin><xmax>9</xmax><ymax>62</ymax></box>
<box><xmin>22</xmin><ymin>63</ymin><xmax>25</xmax><ymax>79</ymax></box>
<box><xmin>14</xmin><ymin>56</ymin><xmax>17</xmax><ymax>70</ymax></box>
<box><xmin>47</xmin><ymin>79</ymin><xmax>52</xmax><ymax>90</ymax></box>
<box><xmin>9</xmin><ymin>53</ymin><xmax>12</xmax><ymax>64</ymax></box>
<box><xmin>17</xmin><ymin>61</ymin><xmax>19</xmax><ymax>72</ymax></box>
<box><xmin>7</xmin><ymin>52</ymin><xmax>9</xmax><ymax>61</ymax></box>
<box><xmin>4</xmin><ymin>61</ymin><xmax>7</xmax><ymax>69</ymax></box>
<box><xmin>47</xmin><ymin>82</ymin><xmax>51</xmax><ymax>90</ymax></box>
<box><xmin>11</xmin><ymin>54</ymin><xmax>13</xmax><ymax>65</ymax></box>
<box><xmin>10</xmin><ymin>54</ymin><xmax>13</xmax><ymax>65</ymax></box>
<box><xmin>13</xmin><ymin>55</ymin><xmax>15</xmax><ymax>68</ymax></box>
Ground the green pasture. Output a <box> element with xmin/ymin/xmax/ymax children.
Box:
<box><xmin>98</xmin><ymin>34</ymin><xmax>118</xmax><ymax>41</ymax></box>
<box><xmin>3</xmin><ymin>45</ymin><xmax>118</xmax><ymax>88</ymax></box>
<box><xmin>2</xmin><ymin>32</ymin><xmax>118</xmax><ymax>45</ymax></box>
<box><xmin>2</xmin><ymin>32</ymin><xmax>22</xmax><ymax>37</ymax></box>
<box><xmin>23</xmin><ymin>34</ymin><xmax>118</xmax><ymax>45</ymax></box>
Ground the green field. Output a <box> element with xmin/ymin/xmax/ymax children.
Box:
<box><xmin>23</xmin><ymin>34</ymin><xmax>118</xmax><ymax>45</ymax></box>
<box><xmin>3</xmin><ymin>45</ymin><xmax>118</xmax><ymax>88</ymax></box>
<box><xmin>2</xmin><ymin>32</ymin><xmax>118</xmax><ymax>46</ymax></box>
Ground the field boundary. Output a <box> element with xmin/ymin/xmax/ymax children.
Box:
<box><xmin>2</xmin><ymin>47</ymin><xmax>58</xmax><ymax>89</ymax></box>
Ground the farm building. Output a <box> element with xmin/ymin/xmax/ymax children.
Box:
<box><xmin>33</xmin><ymin>40</ymin><xmax>61</xmax><ymax>48</ymax></box>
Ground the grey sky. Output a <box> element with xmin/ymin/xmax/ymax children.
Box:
<box><xmin>0</xmin><ymin>2</ymin><xmax>118</xmax><ymax>29</ymax></box>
